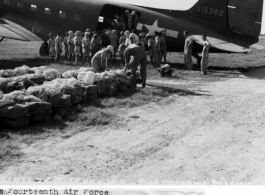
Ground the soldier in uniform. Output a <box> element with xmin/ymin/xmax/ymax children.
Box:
<box><xmin>124</xmin><ymin>44</ymin><xmax>147</xmax><ymax>88</ymax></box>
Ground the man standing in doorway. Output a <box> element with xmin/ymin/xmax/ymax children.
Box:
<box><xmin>183</xmin><ymin>30</ymin><xmax>194</xmax><ymax>70</ymax></box>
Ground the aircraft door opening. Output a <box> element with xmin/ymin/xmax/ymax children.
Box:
<box><xmin>228</xmin><ymin>0</ymin><xmax>263</xmax><ymax>37</ymax></box>
<box><xmin>97</xmin><ymin>4</ymin><xmax>141</xmax><ymax>46</ymax></box>
<box><xmin>97</xmin><ymin>4</ymin><xmax>141</xmax><ymax>32</ymax></box>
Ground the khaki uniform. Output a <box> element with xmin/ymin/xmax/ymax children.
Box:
<box><xmin>55</xmin><ymin>36</ymin><xmax>63</xmax><ymax>56</ymax></box>
<box><xmin>82</xmin><ymin>37</ymin><xmax>91</xmax><ymax>57</ymax></box>
<box><xmin>148</xmin><ymin>38</ymin><xmax>155</xmax><ymax>57</ymax></box>
<box><xmin>47</xmin><ymin>38</ymin><xmax>55</xmax><ymax>57</ymax></box>
<box><xmin>73</xmin><ymin>36</ymin><xmax>82</xmax><ymax>55</ymax></box>
<box><xmin>63</xmin><ymin>36</ymin><xmax>68</xmax><ymax>54</ymax></box>
<box><xmin>201</xmin><ymin>40</ymin><xmax>210</xmax><ymax>75</ymax></box>
<box><xmin>109</xmin><ymin>34</ymin><xmax>119</xmax><ymax>53</ymax></box>
<box><xmin>91</xmin><ymin>49</ymin><xmax>111</xmax><ymax>72</ymax></box>
<box><xmin>119</xmin><ymin>35</ymin><xmax>126</xmax><ymax>45</ymax></box>
<box><xmin>184</xmin><ymin>36</ymin><xmax>194</xmax><ymax>70</ymax></box>
<box><xmin>154</xmin><ymin>36</ymin><xmax>161</xmax><ymax>67</ymax></box>
<box><xmin>67</xmin><ymin>36</ymin><xmax>74</xmax><ymax>54</ymax></box>
<box><xmin>125</xmin><ymin>44</ymin><xmax>147</xmax><ymax>85</ymax></box>
<box><xmin>129</xmin><ymin>33</ymin><xmax>139</xmax><ymax>44</ymax></box>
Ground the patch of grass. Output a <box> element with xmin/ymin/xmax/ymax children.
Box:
<box><xmin>0</xmin><ymin>139</ymin><xmax>23</xmax><ymax>162</ymax></box>
<box><xmin>76</xmin><ymin>107</ymin><xmax>117</xmax><ymax>126</ymax></box>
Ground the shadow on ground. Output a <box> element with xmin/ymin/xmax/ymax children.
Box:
<box><xmin>147</xmin><ymin>83</ymin><xmax>211</xmax><ymax>97</ymax></box>
<box><xmin>0</xmin><ymin>58</ymin><xmax>50</xmax><ymax>69</ymax></box>
<box><xmin>238</xmin><ymin>66</ymin><xmax>265</xmax><ymax>80</ymax></box>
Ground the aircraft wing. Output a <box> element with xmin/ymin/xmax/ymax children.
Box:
<box><xmin>249</xmin><ymin>44</ymin><xmax>265</xmax><ymax>50</ymax></box>
<box><xmin>0</xmin><ymin>18</ymin><xmax>42</xmax><ymax>41</ymax></box>
<box><xmin>191</xmin><ymin>35</ymin><xmax>251</xmax><ymax>53</ymax></box>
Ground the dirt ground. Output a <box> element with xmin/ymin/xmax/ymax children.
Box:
<box><xmin>1</xmin><ymin>66</ymin><xmax>265</xmax><ymax>184</ymax></box>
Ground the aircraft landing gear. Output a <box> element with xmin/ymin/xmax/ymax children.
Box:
<box><xmin>0</xmin><ymin>37</ymin><xmax>5</xmax><ymax>42</ymax></box>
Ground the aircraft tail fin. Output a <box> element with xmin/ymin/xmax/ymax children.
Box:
<box><xmin>227</xmin><ymin>0</ymin><xmax>263</xmax><ymax>37</ymax></box>
<box><xmin>191</xmin><ymin>0</ymin><xmax>263</xmax><ymax>38</ymax></box>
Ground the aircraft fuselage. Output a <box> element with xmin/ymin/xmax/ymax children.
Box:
<box><xmin>0</xmin><ymin>0</ymin><xmax>262</xmax><ymax>53</ymax></box>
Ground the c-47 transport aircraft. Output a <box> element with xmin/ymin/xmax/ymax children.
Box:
<box><xmin>0</xmin><ymin>0</ymin><xmax>264</xmax><ymax>55</ymax></box>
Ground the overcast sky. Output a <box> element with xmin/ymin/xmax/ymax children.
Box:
<box><xmin>110</xmin><ymin>0</ymin><xmax>265</xmax><ymax>34</ymax></box>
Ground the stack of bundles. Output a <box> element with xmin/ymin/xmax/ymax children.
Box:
<box><xmin>0</xmin><ymin>70</ymin><xmax>4</xmax><ymax>78</ymax></box>
<box><xmin>67</xmin><ymin>78</ymin><xmax>84</xmax><ymax>104</ymax></box>
<box><xmin>1</xmin><ymin>90</ymin><xmax>44</xmax><ymax>104</ymax></box>
<box><xmin>27</xmin><ymin>74</ymin><xmax>46</xmax><ymax>85</ymax></box>
<box><xmin>0</xmin><ymin>91</ymin><xmax>30</xmax><ymax>128</ymax></box>
<box><xmin>2</xmin><ymin>90</ymin><xmax>52</xmax><ymax>125</ymax></box>
<box><xmin>79</xmin><ymin>67</ymin><xmax>94</xmax><ymax>72</ymax></box>
<box><xmin>62</xmin><ymin>70</ymin><xmax>79</xmax><ymax>79</ymax></box>
<box><xmin>27</xmin><ymin>83</ymin><xmax>61</xmax><ymax>102</ymax></box>
<box><xmin>31</xmin><ymin>66</ymin><xmax>47</xmax><ymax>75</ymax></box>
<box><xmin>8</xmin><ymin>76</ymin><xmax>35</xmax><ymax>93</ymax></box>
<box><xmin>115</xmin><ymin>70</ymin><xmax>130</xmax><ymax>84</ymax></box>
<box><xmin>0</xmin><ymin>65</ymin><xmax>33</xmax><ymax>78</ymax></box>
<box><xmin>0</xmin><ymin>69</ymin><xmax>15</xmax><ymax>78</ymax></box>
<box><xmin>77</xmin><ymin>71</ymin><xmax>87</xmax><ymax>81</ymax></box>
<box><xmin>0</xmin><ymin>75</ymin><xmax>34</xmax><ymax>94</ymax></box>
<box><xmin>83</xmin><ymin>71</ymin><xmax>95</xmax><ymax>86</ymax></box>
<box><xmin>41</xmin><ymin>68</ymin><xmax>61</xmax><ymax>81</ymax></box>
<box><xmin>0</xmin><ymin>103</ymin><xmax>30</xmax><ymax>128</ymax></box>
<box><xmin>47</xmin><ymin>94</ymin><xmax>72</xmax><ymax>117</ymax></box>
<box><xmin>13</xmin><ymin>65</ymin><xmax>33</xmax><ymax>76</ymax></box>
<box><xmin>26</xmin><ymin>102</ymin><xmax>52</xmax><ymax>123</ymax></box>
<box><xmin>0</xmin><ymin>90</ymin><xmax>15</xmax><ymax>108</ymax></box>
<box><xmin>60</xmin><ymin>78</ymin><xmax>84</xmax><ymax>104</ymax></box>
<box><xmin>0</xmin><ymin>77</ymin><xmax>13</xmax><ymax>93</ymax></box>
<box><xmin>80</xmin><ymin>72</ymin><xmax>98</xmax><ymax>101</ymax></box>
<box><xmin>92</xmin><ymin>73</ymin><xmax>104</xmax><ymax>96</ymax></box>
<box><xmin>115</xmin><ymin>70</ymin><xmax>130</xmax><ymax>91</ymax></box>
<box><xmin>2</xmin><ymin>90</ymin><xmax>29</xmax><ymax>103</ymax></box>
<box><xmin>46</xmin><ymin>78</ymin><xmax>84</xmax><ymax>104</ymax></box>
<box><xmin>77</xmin><ymin>68</ymin><xmax>95</xmax><ymax>82</ymax></box>
<box><xmin>93</xmin><ymin>71</ymin><xmax>117</xmax><ymax>96</ymax></box>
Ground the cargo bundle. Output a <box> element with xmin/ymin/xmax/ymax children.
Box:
<box><xmin>0</xmin><ymin>65</ymin><xmax>132</xmax><ymax>129</ymax></box>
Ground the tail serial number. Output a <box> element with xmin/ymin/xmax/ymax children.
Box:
<box><xmin>196</xmin><ymin>6</ymin><xmax>224</xmax><ymax>16</ymax></box>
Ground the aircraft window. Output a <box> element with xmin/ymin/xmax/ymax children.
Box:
<box><xmin>74</xmin><ymin>14</ymin><xmax>81</xmax><ymax>21</ymax></box>
<box><xmin>45</xmin><ymin>8</ymin><xmax>51</xmax><ymax>15</ymax></box>
<box><xmin>98</xmin><ymin>16</ymin><xmax>104</xmax><ymax>23</ymax></box>
<box><xmin>4</xmin><ymin>0</ymin><xmax>11</xmax><ymax>5</ymax></box>
<box><xmin>31</xmin><ymin>4</ymin><xmax>37</xmax><ymax>11</ymax></box>
<box><xmin>17</xmin><ymin>2</ymin><xmax>23</xmax><ymax>8</ymax></box>
<box><xmin>59</xmin><ymin>11</ymin><xmax>66</xmax><ymax>18</ymax></box>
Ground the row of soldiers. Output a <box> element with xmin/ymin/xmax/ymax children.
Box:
<box><xmin>47</xmin><ymin>28</ymin><xmax>167</xmax><ymax>67</ymax></box>
<box><xmin>112</xmin><ymin>30</ymin><xmax>167</xmax><ymax>67</ymax></box>
<box><xmin>47</xmin><ymin>29</ymin><xmax>104</xmax><ymax>65</ymax></box>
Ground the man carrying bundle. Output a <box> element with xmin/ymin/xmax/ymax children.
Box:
<box><xmin>123</xmin><ymin>43</ymin><xmax>147</xmax><ymax>88</ymax></box>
